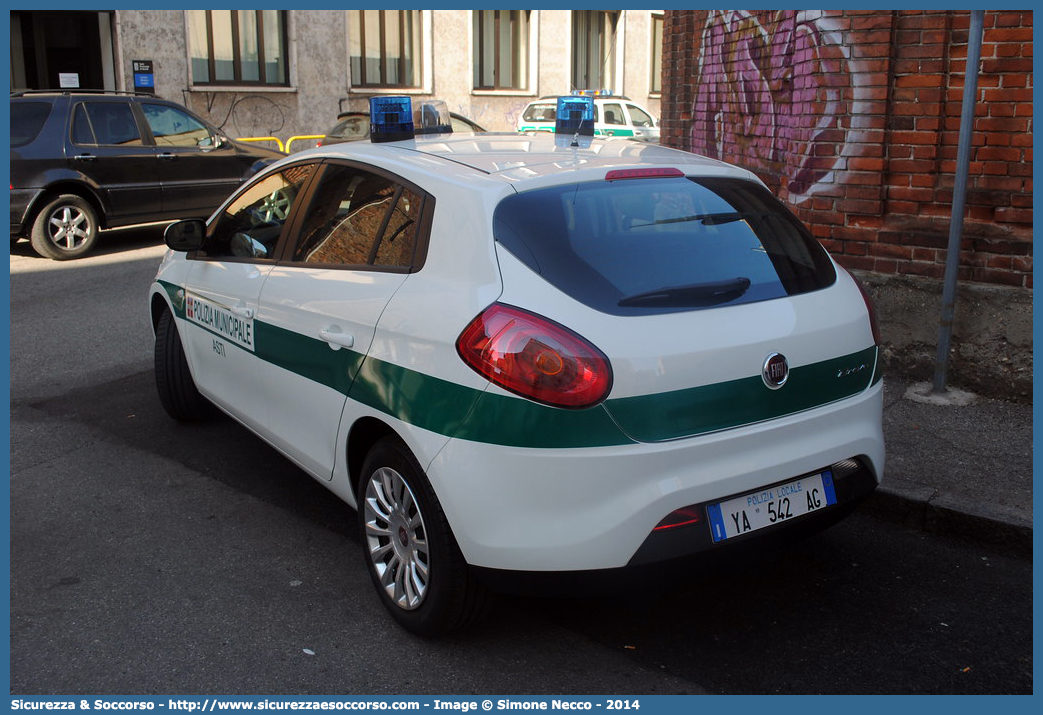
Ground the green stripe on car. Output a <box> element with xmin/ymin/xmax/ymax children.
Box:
<box><xmin>158</xmin><ymin>281</ymin><xmax>878</xmax><ymax>448</ymax></box>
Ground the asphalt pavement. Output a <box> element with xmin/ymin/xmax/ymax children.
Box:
<box><xmin>865</xmin><ymin>378</ymin><xmax>1033</xmax><ymax>557</ymax></box>
<box><xmin>7</xmin><ymin>233</ymin><xmax>1034</xmax><ymax>695</ymax></box>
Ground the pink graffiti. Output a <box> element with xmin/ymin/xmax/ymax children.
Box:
<box><xmin>691</xmin><ymin>10</ymin><xmax>851</xmax><ymax>199</ymax></box>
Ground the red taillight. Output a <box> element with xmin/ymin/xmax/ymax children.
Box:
<box><xmin>456</xmin><ymin>303</ymin><xmax>612</xmax><ymax>409</ymax></box>
<box><xmin>605</xmin><ymin>168</ymin><xmax>684</xmax><ymax>181</ymax></box>
<box><xmin>653</xmin><ymin>506</ymin><xmax>702</xmax><ymax>531</ymax></box>
<box><xmin>846</xmin><ymin>269</ymin><xmax>882</xmax><ymax>345</ymax></box>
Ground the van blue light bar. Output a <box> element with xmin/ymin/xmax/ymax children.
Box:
<box><xmin>555</xmin><ymin>96</ymin><xmax>594</xmax><ymax>138</ymax></box>
<box><xmin>370</xmin><ymin>96</ymin><xmax>414</xmax><ymax>143</ymax></box>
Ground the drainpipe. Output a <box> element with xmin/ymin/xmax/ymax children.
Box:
<box><xmin>932</xmin><ymin>9</ymin><xmax>985</xmax><ymax>394</ymax></box>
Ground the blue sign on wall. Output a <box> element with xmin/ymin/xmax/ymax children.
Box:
<box><xmin>132</xmin><ymin>59</ymin><xmax>155</xmax><ymax>94</ymax></box>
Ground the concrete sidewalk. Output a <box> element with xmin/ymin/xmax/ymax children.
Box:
<box><xmin>861</xmin><ymin>378</ymin><xmax>1033</xmax><ymax>556</ymax></box>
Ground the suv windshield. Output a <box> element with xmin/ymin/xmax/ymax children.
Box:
<box><xmin>493</xmin><ymin>176</ymin><xmax>836</xmax><ymax>316</ymax></box>
<box><xmin>11</xmin><ymin>102</ymin><xmax>52</xmax><ymax>147</ymax></box>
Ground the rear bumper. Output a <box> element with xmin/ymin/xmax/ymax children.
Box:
<box><xmin>625</xmin><ymin>456</ymin><xmax>876</xmax><ymax>566</ymax></box>
<box><xmin>427</xmin><ymin>381</ymin><xmax>885</xmax><ymax>572</ymax></box>
<box><xmin>474</xmin><ymin>461</ymin><xmax>876</xmax><ymax>596</ymax></box>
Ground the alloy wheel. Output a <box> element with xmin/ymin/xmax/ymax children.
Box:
<box><xmin>362</xmin><ymin>466</ymin><xmax>430</xmax><ymax>610</ymax></box>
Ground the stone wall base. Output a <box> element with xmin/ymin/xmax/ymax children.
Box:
<box><xmin>856</xmin><ymin>272</ymin><xmax>1032</xmax><ymax>402</ymax></box>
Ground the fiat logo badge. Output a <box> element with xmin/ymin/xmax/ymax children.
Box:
<box><xmin>762</xmin><ymin>353</ymin><xmax>789</xmax><ymax>390</ymax></box>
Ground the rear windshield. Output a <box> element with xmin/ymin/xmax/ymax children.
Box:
<box><xmin>493</xmin><ymin>176</ymin><xmax>836</xmax><ymax>316</ymax></box>
<box><xmin>11</xmin><ymin>102</ymin><xmax>53</xmax><ymax>147</ymax></box>
<box><xmin>521</xmin><ymin>102</ymin><xmax>557</xmax><ymax>123</ymax></box>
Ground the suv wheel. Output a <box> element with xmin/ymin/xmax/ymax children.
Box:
<box><xmin>30</xmin><ymin>194</ymin><xmax>99</xmax><ymax>260</ymax></box>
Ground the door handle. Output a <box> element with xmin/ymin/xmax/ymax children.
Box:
<box><xmin>157</xmin><ymin>152</ymin><xmax>177</xmax><ymax>160</ymax></box>
<box><xmin>320</xmin><ymin>328</ymin><xmax>355</xmax><ymax>350</ymax></box>
<box><xmin>230</xmin><ymin>305</ymin><xmax>254</xmax><ymax>319</ymax></box>
<box><xmin>72</xmin><ymin>154</ymin><xmax>97</xmax><ymax>161</ymax></box>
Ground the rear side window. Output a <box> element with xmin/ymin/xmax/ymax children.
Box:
<box><xmin>291</xmin><ymin>163</ymin><xmax>425</xmax><ymax>270</ymax></box>
<box><xmin>493</xmin><ymin>176</ymin><xmax>836</xmax><ymax>316</ymax></box>
<box><xmin>71</xmin><ymin>102</ymin><xmax>143</xmax><ymax>146</ymax></box>
<box><xmin>522</xmin><ymin>102</ymin><xmax>556</xmax><ymax>122</ymax></box>
<box><xmin>11</xmin><ymin>102</ymin><xmax>52</xmax><ymax>147</ymax></box>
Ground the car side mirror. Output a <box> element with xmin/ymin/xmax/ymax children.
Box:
<box><xmin>165</xmin><ymin>219</ymin><xmax>207</xmax><ymax>252</ymax></box>
<box><xmin>198</xmin><ymin>134</ymin><xmax>226</xmax><ymax>151</ymax></box>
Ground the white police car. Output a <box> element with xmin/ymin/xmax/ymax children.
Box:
<box><xmin>150</xmin><ymin>96</ymin><xmax>884</xmax><ymax>636</ymax></box>
<box><xmin>518</xmin><ymin>90</ymin><xmax>660</xmax><ymax>142</ymax></box>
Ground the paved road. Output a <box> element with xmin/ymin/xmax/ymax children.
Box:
<box><xmin>7</xmin><ymin>228</ymin><xmax>1033</xmax><ymax>695</ymax></box>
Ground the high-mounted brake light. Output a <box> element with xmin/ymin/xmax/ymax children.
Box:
<box><xmin>457</xmin><ymin>303</ymin><xmax>612</xmax><ymax>409</ymax></box>
<box><xmin>605</xmin><ymin>168</ymin><xmax>685</xmax><ymax>181</ymax></box>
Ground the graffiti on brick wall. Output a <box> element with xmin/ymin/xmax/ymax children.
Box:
<box><xmin>692</xmin><ymin>10</ymin><xmax>854</xmax><ymax>201</ymax></box>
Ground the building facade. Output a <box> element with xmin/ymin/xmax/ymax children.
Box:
<box><xmin>11</xmin><ymin>9</ymin><xmax>663</xmax><ymax>144</ymax></box>
<box><xmin>659</xmin><ymin>10</ymin><xmax>1033</xmax><ymax>398</ymax></box>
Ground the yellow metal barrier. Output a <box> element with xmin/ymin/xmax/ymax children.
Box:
<box><xmin>285</xmin><ymin>135</ymin><xmax>325</xmax><ymax>153</ymax></box>
<box><xmin>236</xmin><ymin>136</ymin><xmax>285</xmax><ymax>152</ymax></box>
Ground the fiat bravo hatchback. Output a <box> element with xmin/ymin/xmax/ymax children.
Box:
<box><xmin>150</xmin><ymin>97</ymin><xmax>884</xmax><ymax>636</ymax></box>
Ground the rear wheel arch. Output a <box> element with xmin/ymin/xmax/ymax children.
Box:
<box><xmin>346</xmin><ymin>417</ymin><xmax>398</xmax><ymax>497</ymax></box>
<box><xmin>29</xmin><ymin>183</ymin><xmax>107</xmax><ymax>231</ymax></box>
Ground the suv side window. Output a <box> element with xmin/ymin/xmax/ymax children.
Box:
<box><xmin>11</xmin><ymin>102</ymin><xmax>52</xmax><ymax>147</ymax></box>
<box><xmin>142</xmin><ymin>103</ymin><xmax>213</xmax><ymax>148</ymax></box>
<box><xmin>291</xmin><ymin>163</ymin><xmax>424</xmax><ymax>269</ymax></box>
<box><xmin>202</xmin><ymin>163</ymin><xmax>315</xmax><ymax>260</ymax></box>
<box><xmin>71</xmin><ymin>102</ymin><xmax>143</xmax><ymax>146</ymax></box>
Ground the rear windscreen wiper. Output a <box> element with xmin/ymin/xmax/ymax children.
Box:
<box><xmin>618</xmin><ymin>277</ymin><xmax>751</xmax><ymax>308</ymax></box>
<box><xmin>630</xmin><ymin>212</ymin><xmax>765</xmax><ymax>227</ymax></box>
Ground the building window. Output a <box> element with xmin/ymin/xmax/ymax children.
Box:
<box><xmin>348</xmin><ymin>10</ymin><xmax>423</xmax><ymax>89</ymax></box>
<box><xmin>188</xmin><ymin>10</ymin><xmax>288</xmax><ymax>86</ymax></box>
<box><xmin>650</xmin><ymin>14</ymin><xmax>663</xmax><ymax>94</ymax></box>
<box><xmin>571</xmin><ymin>10</ymin><xmax>618</xmax><ymax>91</ymax></box>
<box><xmin>473</xmin><ymin>10</ymin><xmax>529</xmax><ymax>91</ymax></box>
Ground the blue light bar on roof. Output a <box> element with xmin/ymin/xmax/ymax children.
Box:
<box><xmin>370</xmin><ymin>96</ymin><xmax>414</xmax><ymax>143</ymax></box>
<box><xmin>555</xmin><ymin>96</ymin><xmax>594</xmax><ymax>138</ymax></box>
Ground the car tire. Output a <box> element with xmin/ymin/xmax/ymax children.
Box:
<box><xmin>30</xmin><ymin>194</ymin><xmax>100</xmax><ymax>260</ymax></box>
<box><xmin>358</xmin><ymin>436</ymin><xmax>490</xmax><ymax>637</ymax></box>
<box><xmin>154</xmin><ymin>308</ymin><xmax>215</xmax><ymax>422</ymax></box>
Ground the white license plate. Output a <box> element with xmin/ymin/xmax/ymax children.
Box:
<box><xmin>706</xmin><ymin>471</ymin><xmax>837</xmax><ymax>543</ymax></box>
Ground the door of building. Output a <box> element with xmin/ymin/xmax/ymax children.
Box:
<box><xmin>10</xmin><ymin>11</ymin><xmax>115</xmax><ymax>92</ymax></box>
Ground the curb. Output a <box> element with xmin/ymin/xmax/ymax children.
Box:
<box><xmin>861</xmin><ymin>482</ymin><xmax>1033</xmax><ymax>558</ymax></box>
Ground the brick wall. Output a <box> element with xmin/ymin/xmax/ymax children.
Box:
<box><xmin>661</xmin><ymin>10</ymin><xmax>1033</xmax><ymax>288</ymax></box>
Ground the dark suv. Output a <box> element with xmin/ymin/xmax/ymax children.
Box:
<box><xmin>10</xmin><ymin>90</ymin><xmax>284</xmax><ymax>259</ymax></box>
